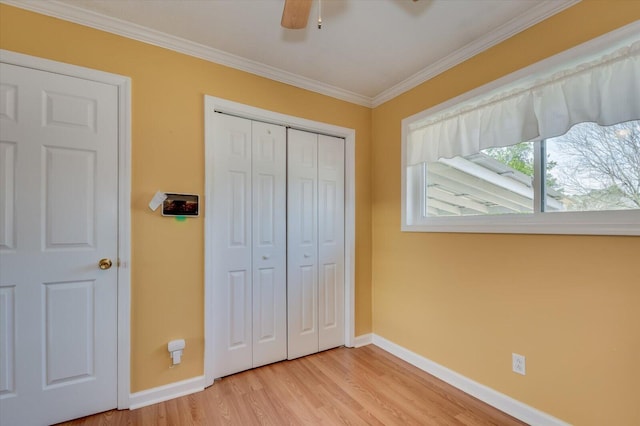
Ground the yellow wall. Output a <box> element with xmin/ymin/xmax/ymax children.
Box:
<box><xmin>372</xmin><ymin>2</ymin><xmax>640</xmax><ymax>425</ymax></box>
<box><xmin>0</xmin><ymin>4</ymin><xmax>372</xmax><ymax>392</ymax></box>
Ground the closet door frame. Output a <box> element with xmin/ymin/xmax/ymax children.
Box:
<box><xmin>204</xmin><ymin>96</ymin><xmax>356</xmax><ymax>387</ymax></box>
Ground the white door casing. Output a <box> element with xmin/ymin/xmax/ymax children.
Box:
<box><xmin>0</xmin><ymin>62</ymin><xmax>118</xmax><ymax>426</ymax></box>
<box><xmin>210</xmin><ymin>113</ymin><xmax>287</xmax><ymax>378</ymax></box>
<box><xmin>204</xmin><ymin>96</ymin><xmax>356</xmax><ymax>386</ymax></box>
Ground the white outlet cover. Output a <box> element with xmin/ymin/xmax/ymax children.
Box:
<box><xmin>512</xmin><ymin>353</ymin><xmax>526</xmax><ymax>375</ymax></box>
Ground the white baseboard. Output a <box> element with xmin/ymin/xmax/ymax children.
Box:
<box><xmin>129</xmin><ymin>375</ymin><xmax>206</xmax><ymax>410</ymax></box>
<box><xmin>372</xmin><ymin>335</ymin><xmax>569</xmax><ymax>426</ymax></box>
<box><xmin>353</xmin><ymin>333</ymin><xmax>373</xmax><ymax>348</ymax></box>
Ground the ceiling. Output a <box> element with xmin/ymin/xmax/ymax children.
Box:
<box><xmin>6</xmin><ymin>0</ymin><xmax>579</xmax><ymax>106</ymax></box>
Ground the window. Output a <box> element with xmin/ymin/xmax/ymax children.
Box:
<box><xmin>402</xmin><ymin>27</ymin><xmax>640</xmax><ymax>235</ymax></box>
<box><xmin>420</xmin><ymin>120</ymin><xmax>639</xmax><ymax>217</ymax></box>
<box><xmin>420</xmin><ymin>142</ymin><xmax>536</xmax><ymax>217</ymax></box>
<box><xmin>546</xmin><ymin>121</ymin><xmax>640</xmax><ymax>213</ymax></box>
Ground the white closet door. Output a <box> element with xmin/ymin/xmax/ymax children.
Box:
<box><xmin>211</xmin><ymin>115</ymin><xmax>287</xmax><ymax>377</ymax></box>
<box><xmin>287</xmin><ymin>129</ymin><xmax>319</xmax><ymax>359</ymax></box>
<box><xmin>287</xmin><ymin>130</ymin><xmax>344</xmax><ymax>359</ymax></box>
<box><xmin>318</xmin><ymin>134</ymin><xmax>345</xmax><ymax>351</ymax></box>
<box><xmin>211</xmin><ymin>113</ymin><xmax>253</xmax><ymax>377</ymax></box>
<box><xmin>251</xmin><ymin>121</ymin><xmax>287</xmax><ymax>368</ymax></box>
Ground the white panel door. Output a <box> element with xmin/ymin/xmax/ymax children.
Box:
<box><xmin>211</xmin><ymin>115</ymin><xmax>287</xmax><ymax>377</ymax></box>
<box><xmin>0</xmin><ymin>63</ymin><xmax>118</xmax><ymax>426</ymax></box>
<box><xmin>288</xmin><ymin>130</ymin><xmax>345</xmax><ymax>359</ymax></box>
<box><xmin>211</xmin><ymin>113</ymin><xmax>253</xmax><ymax>378</ymax></box>
<box><xmin>251</xmin><ymin>121</ymin><xmax>286</xmax><ymax>368</ymax></box>
<box><xmin>317</xmin><ymin>134</ymin><xmax>345</xmax><ymax>351</ymax></box>
<box><xmin>287</xmin><ymin>129</ymin><xmax>319</xmax><ymax>359</ymax></box>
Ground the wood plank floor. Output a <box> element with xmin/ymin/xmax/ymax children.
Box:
<box><xmin>61</xmin><ymin>345</ymin><xmax>526</xmax><ymax>425</ymax></box>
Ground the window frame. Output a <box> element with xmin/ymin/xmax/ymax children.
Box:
<box><xmin>401</xmin><ymin>23</ymin><xmax>640</xmax><ymax>236</ymax></box>
<box><xmin>403</xmin><ymin>140</ymin><xmax>640</xmax><ymax>236</ymax></box>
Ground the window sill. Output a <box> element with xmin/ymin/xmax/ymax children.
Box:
<box><xmin>402</xmin><ymin>210</ymin><xmax>640</xmax><ymax>236</ymax></box>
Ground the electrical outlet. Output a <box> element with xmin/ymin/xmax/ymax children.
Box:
<box><xmin>512</xmin><ymin>353</ymin><xmax>526</xmax><ymax>375</ymax></box>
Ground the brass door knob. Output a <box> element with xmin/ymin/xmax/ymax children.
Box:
<box><xmin>99</xmin><ymin>258</ymin><xmax>113</xmax><ymax>270</ymax></box>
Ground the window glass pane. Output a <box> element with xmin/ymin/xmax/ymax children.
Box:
<box><xmin>546</xmin><ymin>120</ymin><xmax>640</xmax><ymax>212</ymax></box>
<box><xmin>425</xmin><ymin>142</ymin><xmax>534</xmax><ymax>216</ymax></box>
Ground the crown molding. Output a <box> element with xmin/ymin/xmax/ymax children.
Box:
<box><xmin>1</xmin><ymin>0</ymin><xmax>373</xmax><ymax>107</ymax></box>
<box><xmin>3</xmin><ymin>0</ymin><xmax>579</xmax><ymax>109</ymax></box>
<box><xmin>371</xmin><ymin>0</ymin><xmax>581</xmax><ymax>107</ymax></box>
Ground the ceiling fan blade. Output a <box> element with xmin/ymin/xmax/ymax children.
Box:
<box><xmin>281</xmin><ymin>0</ymin><xmax>312</xmax><ymax>29</ymax></box>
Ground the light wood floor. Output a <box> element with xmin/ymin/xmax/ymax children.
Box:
<box><xmin>61</xmin><ymin>345</ymin><xmax>526</xmax><ymax>425</ymax></box>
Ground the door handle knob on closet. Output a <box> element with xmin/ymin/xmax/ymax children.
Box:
<box><xmin>262</xmin><ymin>255</ymin><xmax>270</xmax><ymax>260</ymax></box>
<box><xmin>304</xmin><ymin>253</ymin><xmax>311</xmax><ymax>258</ymax></box>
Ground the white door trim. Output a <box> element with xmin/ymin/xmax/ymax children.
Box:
<box><xmin>0</xmin><ymin>49</ymin><xmax>132</xmax><ymax>409</ymax></box>
<box><xmin>204</xmin><ymin>95</ymin><xmax>356</xmax><ymax>387</ymax></box>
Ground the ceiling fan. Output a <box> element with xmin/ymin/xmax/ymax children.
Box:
<box><xmin>281</xmin><ymin>0</ymin><xmax>419</xmax><ymax>30</ymax></box>
<box><xmin>281</xmin><ymin>0</ymin><xmax>313</xmax><ymax>29</ymax></box>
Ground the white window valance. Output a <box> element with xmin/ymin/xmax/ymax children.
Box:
<box><xmin>407</xmin><ymin>40</ymin><xmax>640</xmax><ymax>166</ymax></box>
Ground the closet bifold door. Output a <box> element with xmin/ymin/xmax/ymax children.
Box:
<box><xmin>287</xmin><ymin>129</ymin><xmax>345</xmax><ymax>360</ymax></box>
<box><xmin>287</xmin><ymin>129</ymin><xmax>319</xmax><ymax>359</ymax></box>
<box><xmin>212</xmin><ymin>113</ymin><xmax>252</xmax><ymax>378</ymax></box>
<box><xmin>251</xmin><ymin>121</ymin><xmax>287</xmax><ymax>368</ymax></box>
<box><xmin>211</xmin><ymin>113</ymin><xmax>286</xmax><ymax>378</ymax></box>
<box><xmin>317</xmin><ymin>134</ymin><xmax>345</xmax><ymax>352</ymax></box>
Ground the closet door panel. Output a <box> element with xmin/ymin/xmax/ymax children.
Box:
<box><xmin>287</xmin><ymin>129</ymin><xmax>319</xmax><ymax>359</ymax></box>
<box><xmin>318</xmin><ymin>135</ymin><xmax>345</xmax><ymax>351</ymax></box>
<box><xmin>252</xmin><ymin>122</ymin><xmax>287</xmax><ymax>367</ymax></box>
<box><xmin>211</xmin><ymin>113</ymin><xmax>253</xmax><ymax>377</ymax></box>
